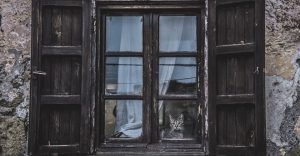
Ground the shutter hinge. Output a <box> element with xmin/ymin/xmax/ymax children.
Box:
<box><xmin>253</xmin><ymin>66</ymin><xmax>259</xmax><ymax>75</ymax></box>
<box><xmin>91</xmin><ymin>17</ymin><xmax>96</xmax><ymax>33</ymax></box>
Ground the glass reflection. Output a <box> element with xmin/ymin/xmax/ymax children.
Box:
<box><xmin>106</xmin><ymin>16</ymin><xmax>143</xmax><ymax>52</ymax></box>
<box><xmin>159</xmin><ymin>16</ymin><xmax>197</xmax><ymax>52</ymax></box>
<box><xmin>105</xmin><ymin>100</ymin><xmax>143</xmax><ymax>139</ymax></box>
<box><xmin>159</xmin><ymin>57</ymin><xmax>197</xmax><ymax>95</ymax></box>
<box><xmin>105</xmin><ymin>57</ymin><xmax>143</xmax><ymax>95</ymax></box>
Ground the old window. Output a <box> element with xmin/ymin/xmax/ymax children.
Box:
<box><xmin>30</xmin><ymin>0</ymin><xmax>265</xmax><ymax>155</ymax></box>
<box><xmin>98</xmin><ymin>8</ymin><xmax>204</xmax><ymax>148</ymax></box>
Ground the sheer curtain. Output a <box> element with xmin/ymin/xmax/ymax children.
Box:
<box><xmin>113</xmin><ymin>16</ymin><xmax>195</xmax><ymax>138</ymax></box>
<box><xmin>113</xmin><ymin>17</ymin><xmax>143</xmax><ymax>138</ymax></box>
<box><xmin>158</xmin><ymin>16</ymin><xmax>185</xmax><ymax>112</ymax></box>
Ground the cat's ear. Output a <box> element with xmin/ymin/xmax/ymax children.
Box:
<box><xmin>179</xmin><ymin>114</ymin><xmax>184</xmax><ymax>120</ymax></box>
<box><xmin>169</xmin><ymin>114</ymin><xmax>174</xmax><ymax>123</ymax></box>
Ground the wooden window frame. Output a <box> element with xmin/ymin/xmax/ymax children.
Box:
<box><xmin>95</xmin><ymin>1</ymin><xmax>206</xmax><ymax>154</ymax></box>
<box><xmin>29</xmin><ymin>0</ymin><xmax>265</xmax><ymax>155</ymax></box>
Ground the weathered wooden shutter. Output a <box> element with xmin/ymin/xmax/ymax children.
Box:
<box><xmin>29</xmin><ymin>0</ymin><xmax>92</xmax><ymax>154</ymax></box>
<box><xmin>208</xmin><ymin>0</ymin><xmax>265</xmax><ymax>155</ymax></box>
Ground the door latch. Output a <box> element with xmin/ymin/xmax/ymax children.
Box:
<box><xmin>32</xmin><ymin>70</ymin><xmax>47</xmax><ymax>80</ymax></box>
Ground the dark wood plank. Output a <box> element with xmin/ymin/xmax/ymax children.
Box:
<box><xmin>97</xmin><ymin>4</ymin><xmax>203</xmax><ymax>10</ymax></box>
<box><xmin>51</xmin><ymin>7</ymin><xmax>62</xmax><ymax>45</ymax></box>
<box><xmin>152</xmin><ymin>13</ymin><xmax>159</xmax><ymax>143</ymax></box>
<box><xmin>217</xmin><ymin>0</ymin><xmax>254</xmax><ymax>5</ymax></box>
<box><xmin>216</xmin><ymin>145</ymin><xmax>255</xmax><ymax>155</ymax></box>
<box><xmin>226</xmin><ymin>107</ymin><xmax>237</xmax><ymax>145</ymax></box>
<box><xmin>71</xmin><ymin>56</ymin><xmax>82</xmax><ymax>94</ymax></box>
<box><xmin>29</xmin><ymin>0</ymin><xmax>41</xmax><ymax>154</ymax></box>
<box><xmin>42</xmin><ymin>6</ymin><xmax>53</xmax><ymax>45</ymax></box>
<box><xmin>39</xmin><ymin>144</ymin><xmax>80</xmax><ymax>154</ymax></box>
<box><xmin>59</xmin><ymin>108</ymin><xmax>71</xmax><ymax>144</ymax></box>
<box><xmin>62</xmin><ymin>8</ymin><xmax>73</xmax><ymax>46</ymax></box>
<box><xmin>217</xmin><ymin>106</ymin><xmax>227</xmax><ymax>145</ymax></box>
<box><xmin>71</xmin><ymin>7</ymin><xmax>82</xmax><ymax>46</ymax></box>
<box><xmin>244</xmin><ymin>4</ymin><xmax>255</xmax><ymax>43</ymax></box>
<box><xmin>52</xmin><ymin>56</ymin><xmax>62</xmax><ymax>94</ymax></box>
<box><xmin>216</xmin><ymin>43</ymin><xmax>255</xmax><ymax>55</ymax></box>
<box><xmin>48</xmin><ymin>108</ymin><xmax>60</xmax><ymax>145</ymax></box>
<box><xmin>255</xmin><ymin>0</ymin><xmax>266</xmax><ymax>154</ymax></box>
<box><xmin>245</xmin><ymin>54</ymin><xmax>254</xmax><ymax>93</ymax></box>
<box><xmin>216</xmin><ymin>7</ymin><xmax>227</xmax><ymax>45</ymax></box>
<box><xmin>208</xmin><ymin>0</ymin><xmax>217</xmax><ymax>154</ymax></box>
<box><xmin>42</xmin><ymin>46</ymin><xmax>82</xmax><ymax>55</ymax></box>
<box><xmin>41</xmin><ymin>0</ymin><xmax>82</xmax><ymax>7</ymax></box>
<box><xmin>39</xmin><ymin>106</ymin><xmax>50</xmax><ymax>145</ymax></box>
<box><xmin>235</xmin><ymin>106</ymin><xmax>247</xmax><ymax>145</ymax></box>
<box><xmin>96</xmin><ymin>151</ymin><xmax>205</xmax><ymax>156</ymax></box>
<box><xmin>216</xmin><ymin>94</ymin><xmax>255</xmax><ymax>105</ymax></box>
<box><xmin>143</xmin><ymin>13</ymin><xmax>152</xmax><ymax>143</ymax></box>
<box><xmin>97</xmin><ymin>0</ymin><xmax>203</xmax><ymax>2</ymax></box>
<box><xmin>158</xmin><ymin>95</ymin><xmax>198</xmax><ymax>100</ymax></box>
<box><xmin>248</xmin><ymin>106</ymin><xmax>255</xmax><ymax>146</ymax></box>
<box><xmin>216</xmin><ymin>56</ymin><xmax>227</xmax><ymax>95</ymax></box>
<box><xmin>41</xmin><ymin>95</ymin><xmax>81</xmax><ymax>105</ymax></box>
<box><xmin>226</xmin><ymin>6</ymin><xmax>235</xmax><ymax>44</ymax></box>
<box><xmin>105</xmin><ymin>52</ymin><xmax>143</xmax><ymax>57</ymax></box>
<box><xmin>39</xmin><ymin>105</ymin><xmax>81</xmax><ymax>146</ymax></box>
<box><xmin>70</xmin><ymin>106</ymin><xmax>81</xmax><ymax>144</ymax></box>
<box><xmin>226</xmin><ymin>56</ymin><xmax>236</xmax><ymax>94</ymax></box>
<box><xmin>199</xmin><ymin>9</ymin><xmax>206</xmax><ymax>145</ymax></box>
<box><xmin>61</xmin><ymin>57</ymin><xmax>72</xmax><ymax>94</ymax></box>
<box><xmin>42</xmin><ymin>56</ymin><xmax>81</xmax><ymax>95</ymax></box>
<box><xmin>235</xmin><ymin>5</ymin><xmax>245</xmax><ymax>44</ymax></box>
<box><xmin>80</xmin><ymin>0</ymin><xmax>92</xmax><ymax>152</ymax></box>
<box><xmin>235</xmin><ymin>55</ymin><xmax>246</xmax><ymax>94</ymax></box>
<box><xmin>41</xmin><ymin>56</ymin><xmax>51</xmax><ymax>94</ymax></box>
<box><xmin>158</xmin><ymin>52</ymin><xmax>198</xmax><ymax>57</ymax></box>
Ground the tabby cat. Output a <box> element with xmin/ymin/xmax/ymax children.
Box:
<box><xmin>161</xmin><ymin>114</ymin><xmax>184</xmax><ymax>139</ymax></box>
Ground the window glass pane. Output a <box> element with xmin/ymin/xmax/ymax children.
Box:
<box><xmin>159</xmin><ymin>16</ymin><xmax>197</xmax><ymax>52</ymax></box>
<box><xmin>159</xmin><ymin>57</ymin><xmax>197</xmax><ymax>95</ymax></box>
<box><xmin>105</xmin><ymin>100</ymin><xmax>143</xmax><ymax>139</ymax></box>
<box><xmin>159</xmin><ymin>100</ymin><xmax>199</xmax><ymax>140</ymax></box>
<box><xmin>105</xmin><ymin>57</ymin><xmax>143</xmax><ymax>95</ymax></box>
<box><xmin>106</xmin><ymin>16</ymin><xmax>143</xmax><ymax>52</ymax></box>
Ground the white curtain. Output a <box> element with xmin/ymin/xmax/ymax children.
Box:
<box><xmin>113</xmin><ymin>17</ymin><xmax>143</xmax><ymax>138</ymax></box>
<box><xmin>113</xmin><ymin>16</ymin><xmax>195</xmax><ymax>138</ymax></box>
<box><xmin>158</xmin><ymin>16</ymin><xmax>185</xmax><ymax>112</ymax></box>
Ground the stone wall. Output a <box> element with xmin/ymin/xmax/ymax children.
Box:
<box><xmin>0</xmin><ymin>0</ymin><xmax>31</xmax><ymax>155</ymax></box>
<box><xmin>0</xmin><ymin>0</ymin><xmax>300</xmax><ymax>155</ymax></box>
<box><xmin>265</xmin><ymin>0</ymin><xmax>300</xmax><ymax>155</ymax></box>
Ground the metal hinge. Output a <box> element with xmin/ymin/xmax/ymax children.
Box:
<box><xmin>253</xmin><ymin>66</ymin><xmax>259</xmax><ymax>75</ymax></box>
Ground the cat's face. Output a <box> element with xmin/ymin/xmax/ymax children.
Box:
<box><xmin>169</xmin><ymin>114</ymin><xmax>184</xmax><ymax>131</ymax></box>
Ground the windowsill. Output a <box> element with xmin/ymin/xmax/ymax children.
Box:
<box><xmin>95</xmin><ymin>151</ymin><xmax>206</xmax><ymax>156</ymax></box>
<box><xmin>96</xmin><ymin>143</ymin><xmax>205</xmax><ymax>155</ymax></box>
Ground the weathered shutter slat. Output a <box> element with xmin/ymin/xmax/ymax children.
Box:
<box><xmin>209</xmin><ymin>0</ymin><xmax>265</xmax><ymax>155</ymax></box>
<box><xmin>32</xmin><ymin>0</ymin><xmax>92</xmax><ymax>154</ymax></box>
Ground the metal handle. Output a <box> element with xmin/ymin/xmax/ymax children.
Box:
<box><xmin>32</xmin><ymin>70</ymin><xmax>47</xmax><ymax>76</ymax></box>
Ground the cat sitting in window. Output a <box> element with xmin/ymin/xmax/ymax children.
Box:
<box><xmin>161</xmin><ymin>114</ymin><xmax>184</xmax><ymax>139</ymax></box>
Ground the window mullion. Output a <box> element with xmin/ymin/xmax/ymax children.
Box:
<box><xmin>143</xmin><ymin>13</ymin><xmax>152</xmax><ymax>143</ymax></box>
<box><xmin>151</xmin><ymin>13</ymin><xmax>160</xmax><ymax>143</ymax></box>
